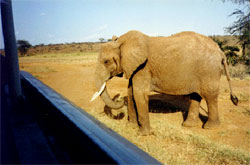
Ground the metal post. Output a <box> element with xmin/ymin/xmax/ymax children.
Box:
<box><xmin>1</xmin><ymin>0</ymin><xmax>22</xmax><ymax>100</ymax></box>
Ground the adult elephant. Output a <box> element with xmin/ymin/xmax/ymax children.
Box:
<box><xmin>91</xmin><ymin>30</ymin><xmax>238</xmax><ymax>135</ymax></box>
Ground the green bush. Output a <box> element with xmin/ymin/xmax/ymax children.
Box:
<box><xmin>224</xmin><ymin>45</ymin><xmax>240</xmax><ymax>66</ymax></box>
<box><xmin>211</xmin><ymin>37</ymin><xmax>240</xmax><ymax>66</ymax></box>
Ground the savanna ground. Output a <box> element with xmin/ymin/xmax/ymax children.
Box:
<box><xmin>19</xmin><ymin>52</ymin><xmax>250</xmax><ymax>164</ymax></box>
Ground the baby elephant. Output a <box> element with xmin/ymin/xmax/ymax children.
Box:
<box><xmin>91</xmin><ymin>30</ymin><xmax>238</xmax><ymax>135</ymax></box>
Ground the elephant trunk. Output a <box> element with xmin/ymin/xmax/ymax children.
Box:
<box><xmin>100</xmin><ymin>88</ymin><xmax>124</xmax><ymax>109</ymax></box>
<box><xmin>95</xmin><ymin>70</ymin><xmax>124</xmax><ymax>109</ymax></box>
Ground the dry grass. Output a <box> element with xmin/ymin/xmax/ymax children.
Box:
<box><xmin>93</xmin><ymin>108</ymin><xmax>250</xmax><ymax>164</ymax></box>
<box><xmin>19</xmin><ymin>53</ymin><xmax>250</xmax><ymax>165</ymax></box>
<box><xmin>229</xmin><ymin>64</ymin><xmax>250</xmax><ymax>80</ymax></box>
<box><xmin>19</xmin><ymin>52</ymin><xmax>98</xmax><ymax>64</ymax></box>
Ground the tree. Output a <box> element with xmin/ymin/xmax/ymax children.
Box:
<box><xmin>223</xmin><ymin>0</ymin><xmax>250</xmax><ymax>61</ymax></box>
<box><xmin>99</xmin><ymin>38</ymin><xmax>105</xmax><ymax>43</ymax></box>
<box><xmin>17</xmin><ymin>40</ymin><xmax>32</xmax><ymax>56</ymax></box>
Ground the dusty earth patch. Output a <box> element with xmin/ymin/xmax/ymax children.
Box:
<box><xmin>19</xmin><ymin>53</ymin><xmax>250</xmax><ymax>164</ymax></box>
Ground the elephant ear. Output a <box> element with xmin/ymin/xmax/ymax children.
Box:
<box><xmin>112</xmin><ymin>35</ymin><xmax>118</xmax><ymax>41</ymax></box>
<box><xmin>118</xmin><ymin>31</ymin><xmax>149</xmax><ymax>79</ymax></box>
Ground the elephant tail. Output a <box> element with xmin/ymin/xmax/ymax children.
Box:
<box><xmin>222</xmin><ymin>57</ymin><xmax>238</xmax><ymax>106</ymax></box>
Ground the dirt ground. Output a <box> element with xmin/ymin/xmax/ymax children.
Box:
<box><xmin>19</xmin><ymin>53</ymin><xmax>250</xmax><ymax>164</ymax></box>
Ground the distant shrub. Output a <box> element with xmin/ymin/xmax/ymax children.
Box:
<box><xmin>17</xmin><ymin>40</ymin><xmax>32</xmax><ymax>56</ymax></box>
<box><xmin>99</xmin><ymin>38</ymin><xmax>105</xmax><ymax>42</ymax></box>
<box><xmin>229</xmin><ymin>64</ymin><xmax>250</xmax><ymax>79</ymax></box>
<box><xmin>224</xmin><ymin>45</ymin><xmax>240</xmax><ymax>66</ymax></box>
<box><xmin>211</xmin><ymin>37</ymin><xmax>240</xmax><ymax>66</ymax></box>
<box><xmin>38</xmin><ymin>44</ymin><xmax>45</xmax><ymax>47</ymax></box>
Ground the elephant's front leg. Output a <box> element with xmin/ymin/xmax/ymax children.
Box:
<box><xmin>127</xmin><ymin>84</ymin><xmax>137</xmax><ymax>124</ymax></box>
<box><xmin>132</xmin><ymin>69</ymin><xmax>151</xmax><ymax>135</ymax></box>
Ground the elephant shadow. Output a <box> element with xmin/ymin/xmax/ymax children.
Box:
<box><xmin>104</xmin><ymin>94</ymin><xmax>208</xmax><ymax>124</ymax></box>
<box><xmin>148</xmin><ymin>94</ymin><xmax>208</xmax><ymax>124</ymax></box>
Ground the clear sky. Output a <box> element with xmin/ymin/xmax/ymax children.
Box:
<box><xmin>0</xmin><ymin>0</ymin><xmax>246</xmax><ymax>48</ymax></box>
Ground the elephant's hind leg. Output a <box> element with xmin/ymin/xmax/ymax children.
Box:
<box><xmin>203</xmin><ymin>93</ymin><xmax>220</xmax><ymax>129</ymax></box>
<box><xmin>182</xmin><ymin>93</ymin><xmax>202</xmax><ymax>127</ymax></box>
<box><xmin>201</xmin><ymin>81</ymin><xmax>220</xmax><ymax>129</ymax></box>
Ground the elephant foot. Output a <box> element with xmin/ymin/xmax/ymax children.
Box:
<box><xmin>126</xmin><ymin>121</ymin><xmax>138</xmax><ymax>129</ymax></box>
<box><xmin>182</xmin><ymin>118</ymin><xmax>200</xmax><ymax>127</ymax></box>
<box><xmin>138</xmin><ymin>126</ymin><xmax>152</xmax><ymax>136</ymax></box>
<box><xmin>203</xmin><ymin>119</ymin><xmax>220</xmax><ymax>129</ymax></box>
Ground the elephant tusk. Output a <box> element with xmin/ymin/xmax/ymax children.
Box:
<box><xmin>90</xmin><ymin>82</ymin><xmax>106</xmax><ymax>102</ymax></box>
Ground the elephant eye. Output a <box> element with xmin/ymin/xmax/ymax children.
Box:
<box><xmin>104</xmin><ymin>59</ymin><xmax>110</xmax><ymax>64</ymax></box>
